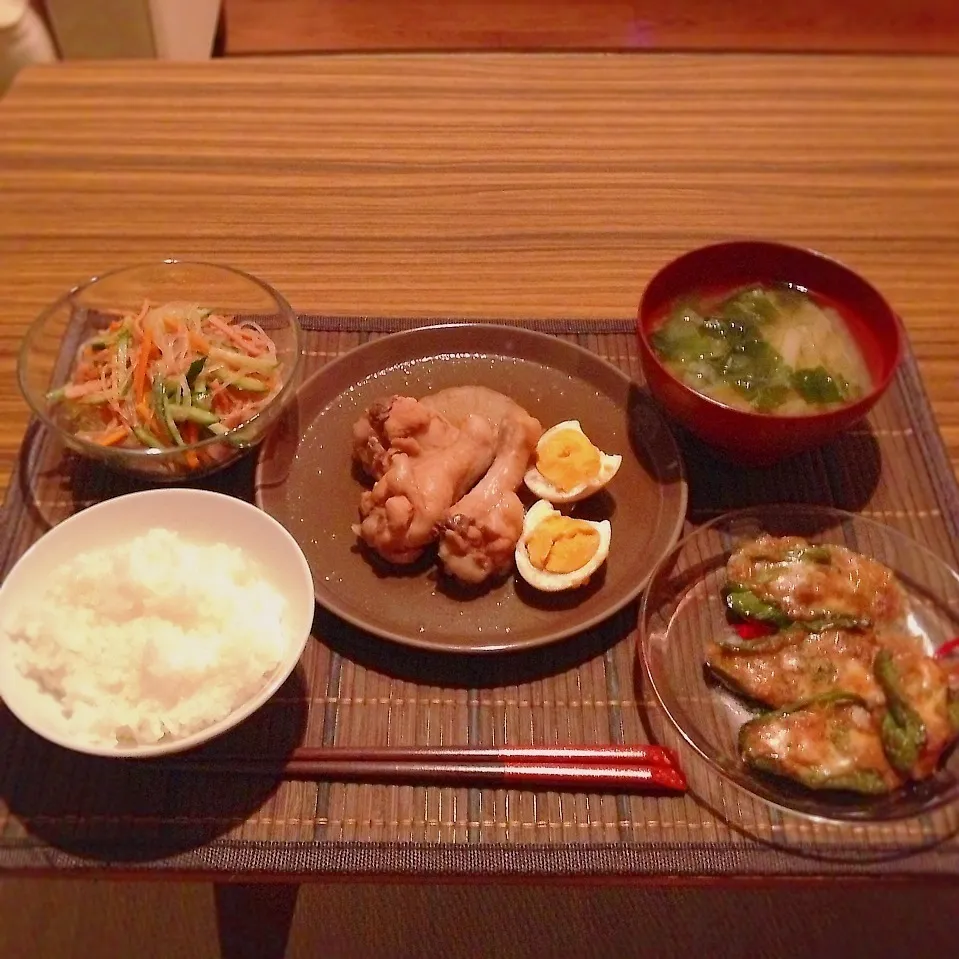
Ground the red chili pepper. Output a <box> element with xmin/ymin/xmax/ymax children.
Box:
<box><xmin>733</xmin><ymin>620</ymin><xmax>778</xmax><ymax>640</ymax></box>
<box><xmin>934</xmin><ymin>636</ymin><xmax>959</xmax><ymax>660</ymax></box>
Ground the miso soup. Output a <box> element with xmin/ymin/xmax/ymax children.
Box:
<box><xmin>650</xmin><ymin>284</ymin><xmax>873</xmax><ymax>415</ymax></box>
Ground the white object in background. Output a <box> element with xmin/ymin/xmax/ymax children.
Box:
<box><xmin>43</xmin><ymin>0</ymin><xmax>220</xmax><ymax>60</ymax></box>
<box><xmin>0</xmin><ymin>0</ymin><xmax>57</xmax><ymax>94</ymax></box>
<box><xmin>150</xmin><ymin>0</ymin><xmax>220</xmax><ymax>60</ymax></box>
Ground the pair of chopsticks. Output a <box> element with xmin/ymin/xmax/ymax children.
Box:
<box><xmin>170</xmin><ymin>745</ymin><xmax>687</xmax><ymax>794</ymax></box>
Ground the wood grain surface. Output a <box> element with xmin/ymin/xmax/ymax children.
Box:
<box><xmin>223</xmin><ymin>0</ymin><xmax>959</xmax><ymax>55</ymax></box>
<box><xmin>0</xmin><ymin>53</ymin><xmax>958</xmax><ymax>497</ymax></box>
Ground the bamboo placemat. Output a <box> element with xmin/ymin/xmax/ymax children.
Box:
<box><xmin>1</xmin><ymin>316</ymin><xmax>959</xmax><ymax>878</ymax></box>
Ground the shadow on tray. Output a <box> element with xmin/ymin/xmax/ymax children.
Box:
<box><xmin>314</xmin><ymin>602</ymin><xmax>635</xmax><ymax>689</ymax></box>
<box><xmin>680</xmin><ymin>420</ymin><xmax>883</xmax><ymax>525</ymax></box>
<box><xmin>626</xmin><ymin>384</ymin><xmax>687</xmax><ymax>488</ymax></box>
<box><xmin>14</xmin><ymin>421</ymin><xmax>259</xmax><ymax>536</ymax></box>
<box><xmin>0</xmin><ymin>664</ymin><xmax>309</xmax><ymax>864</ymax></box>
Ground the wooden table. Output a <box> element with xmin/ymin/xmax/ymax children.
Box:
<box><xmin>0</xmin><ymin>53</ymin><xmax>958</xmax><ymax>498</ymax></box>
<box><xmin>1</xmin><ymin>53</ymin><xmax>959</xmax><ymax>957</ymax></box>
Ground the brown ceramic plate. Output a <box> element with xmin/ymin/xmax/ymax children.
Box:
<box><xmin>255</xmin><ymin>324</ymin><xmax>688</xmax><ymax>653</ymax></box>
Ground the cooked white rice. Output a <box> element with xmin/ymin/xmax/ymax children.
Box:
<box><xmin>2</xmin><ymin>528</ymin><xmax>289</xmax><ymax>747</ymax></box>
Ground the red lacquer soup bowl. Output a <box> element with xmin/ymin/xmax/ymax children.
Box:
<box><xmin>637</xmin><ymin>241</ymin><xmax>903</xmax><ymax>466</ymax></box>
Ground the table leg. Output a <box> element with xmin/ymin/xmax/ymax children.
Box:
<box><xmin>214</xmin><ymin>883</ymin><xmax>299</xmax><ymax>959</ymax></box>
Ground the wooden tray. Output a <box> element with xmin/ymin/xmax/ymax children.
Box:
<box><xmin>1</xmin><ymin>316</ymin><xmax>958</xmax><ymax>878</ymax></box>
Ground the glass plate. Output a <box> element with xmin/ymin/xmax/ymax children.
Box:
<box><xmin>639</xmin><ymin>504</ymin><xmax>959</xmax><ymax>823</ymax></box>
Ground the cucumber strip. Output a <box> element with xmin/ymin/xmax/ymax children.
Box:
<box><xmin>208</xmin><ymin>346</ymin><xmax>277</xmax><ymax>374</ymax></box>
<box><xmin>165</xmin><ymin>403</ymin><xmax>220</xmax><ymax>426</ymax></box>
<box><xmin>151</xmin><ymin>376</ymin><xmax>173</xmax><ymax>444</ymax></box>
<box><xmin>209</xmin><ymin>371</ymin><xmax>270</xmax><ymax>392</ymax></box>
<box><xmin>165</xmin><ymin>414</ymin><xmax>184</xmax><ymax>446</ymax></box>
<box><xmin>159</xmin><ymin>384</ymin><xmax>184</xmax><ymax>446</ymax></box>
<box><xmin>133</xmin><ymin>425</ymin><xmax>165</xmax><ymax>450</ymax></box>
<box><xmin>115</xmin><ymin>330</ymin><xmax>132</xmax><ymax>397</ymax></box>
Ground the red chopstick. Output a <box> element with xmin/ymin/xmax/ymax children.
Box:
<box><xmin>169</xmin><ymin>745</ymin><xmax>687</xmax><ymax>794</ymax></box>
<box><xmin>283</xmin><ymin>744</ymin><xmax>679</xmax><ymax>766</ymax></box>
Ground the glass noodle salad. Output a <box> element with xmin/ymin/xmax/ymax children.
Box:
<box><xmin>46</xmin><ymin>301</ymin><xmax>283</xmax><ymax>465</ymax></box>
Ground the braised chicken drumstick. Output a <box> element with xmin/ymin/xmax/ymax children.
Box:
<box><xmin>351</xmin><ymin>387</ymin><xmax>542</xmax><ymax>583</ymax></box>
<box><xmin>352</xmin><ymin>405</ymin><xmax>496</xmax><ymax>564</ymax></box>
<box><xmin>438</xmin><ymin>409</ymin><xmax>542</xmax><ymax>584</ymax></box>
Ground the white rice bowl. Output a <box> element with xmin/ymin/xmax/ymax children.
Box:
<box><xmin>0</xmin><ymin>489</ymin><xmax>315</xmax><ymax>757</ymax></box>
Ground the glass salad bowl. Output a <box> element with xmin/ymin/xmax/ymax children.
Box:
<box><xmin>17</xmin><ymin>260</ymin><xmax>302</xmax><ymax>482</ymax></box>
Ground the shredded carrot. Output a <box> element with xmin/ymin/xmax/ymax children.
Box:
<box><xmin>133</xmin><ymin>326</ymin><xmax>154</xmax><ymax>403</ymax></box>
<box><xmin>188</xmin><ymin>330</ymin><xmax>211</xmax><ymax>353</ymax></box>
<box><xmin>181</xmin><ymin>420</ymin><xmax>200</xmax><ymax>468</ymax></box>
<box><xmin>206</xmin><ymin>313</ymin><xmax>261</xmax><ymax>352</ymax></box>
<box><xmin>135</xmin><ymin>400</ymin><xmax>157</xmax><ymax>434</ymax></box>
<box><xmin>95</xmin><ymin>427</ymin><xmax>130</xmax><ymax>447</ymax></box>
<box><xmin>213</xmin><ymin>389</ymin><xmax>235</xmax><ymax>414</ymax></box>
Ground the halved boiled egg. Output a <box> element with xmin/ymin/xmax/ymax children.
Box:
<box><xmin>523</xmin><ymin>420</ymin><xmax>622</xmax><ymax>504</ymax></box>
<box><xmin>514</xmin><ymin>499</ymin><xmax>611</xmax><ymax>592</ymax></box>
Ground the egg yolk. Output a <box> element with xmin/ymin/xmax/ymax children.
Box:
<box><xmin>536</xmin><ymin>429</ymin><xmax>601</xmax><ymax>492</ymax></box>
<box><xmin>526</xmin><ymin>516</ymin><xmax>600</xmax><ymax>574</ymax></box>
